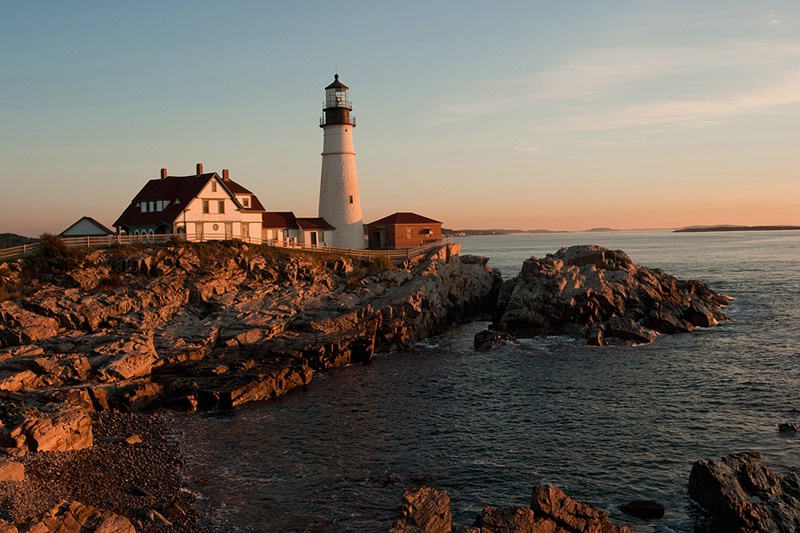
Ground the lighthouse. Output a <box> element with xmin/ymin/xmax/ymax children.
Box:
<box><xmin>318</xmin><ymin>74</ymin><xmax>365</xmax><ymax>249</ymax></box>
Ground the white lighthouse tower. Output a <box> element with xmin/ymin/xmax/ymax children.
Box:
<box><xmin>318</xmin><ymin>74</ymin><xmax>365</xmax><ymax>249</ymax></box>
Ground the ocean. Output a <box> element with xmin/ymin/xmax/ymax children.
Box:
<box><xmin>173</xmin><ymin>230</ymin><xmax>800</xmax><ymax>532</ymax></box>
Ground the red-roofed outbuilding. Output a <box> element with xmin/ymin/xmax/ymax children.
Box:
<box><xmin>365</xmin><ymin>212</ymin><xmax>442</xmax><ymax>249</ymax></box>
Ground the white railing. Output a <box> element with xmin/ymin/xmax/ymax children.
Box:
<box><xmin>0</xmin><ymin>234</ymin><xmax>455</xmax><ymax>263</ymax></box>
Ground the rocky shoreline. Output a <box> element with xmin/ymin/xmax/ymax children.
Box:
<box><xmin>2</xmin><ymin>238</ymin><xmax>795</xmax><ymax>531</ymax></box>
<box><xmin>0</xmin><ymin>411</ymin><xmax>209</xmax><ymax>531</ymax></box>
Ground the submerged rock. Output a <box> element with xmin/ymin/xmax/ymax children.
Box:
<box><xmin>618</xmin><ymin>499</ymin><xmax>665</xmax><ymax>520</ymax></box>
<box><xmin>688</xmin><ymin>451</ymin><xmax>800</xmax><ymax>532</ymax></box>
<box><xmin>483</xmin><ymin>245</ymin><xmax>729</xmax><ymax>346</ymax></box>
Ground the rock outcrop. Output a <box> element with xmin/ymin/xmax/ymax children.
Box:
<box><xmin>391</xmin><ymin>484</ymin><xmax>634</xmax><ymax>533</ymax></box>
<box><xmin>26</xmin><ymin>500</ymin><xmax>135</xmax><ymax>533</ymax></box>
<box><xmin>485</xmin><ymin>245</ymin><xmax>729</xmax><ymax>345</ymax></box>
<box><xmin>0</xmin><ymin>241</ymin><xmax>500</xmax><ymax>453</ymax></box>
<box><xmin>688</xmin><ymin>451</ymin><xmax>800</xmax><ymax>532</ymax></box>
<box><xmin>391</xmin><ymin>486</ymin><xmax>452</xmax><ymax>533</ymax></box>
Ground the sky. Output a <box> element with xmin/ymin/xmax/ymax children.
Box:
<box><xmin>2</xmin><ymin>1</ymin><xmax>799</xmax><ymax>236</ymax></box>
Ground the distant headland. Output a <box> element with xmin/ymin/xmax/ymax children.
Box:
<box><xmin>674</xmin><ymin>225</ymin><xmax>800</xmax><ymax>233</ymax></box>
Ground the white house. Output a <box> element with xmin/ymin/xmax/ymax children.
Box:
<box><xmin>60</xmin><ymin>216</ymin><xmax>114</xmax><ymax>237</ymax></box>
<box><xmin>114</xmin><ymin>164</ymin><xmax>265</xmax><ymax>243</ymax></box>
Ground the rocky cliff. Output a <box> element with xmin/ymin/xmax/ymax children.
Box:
<box><xmin>0</xmin><ymin>239</ymin><xmax>500</xmax><ymax>448</ymax></box>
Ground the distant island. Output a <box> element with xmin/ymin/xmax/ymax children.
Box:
<box><xmin>674</xmin><ymin>225</ymin><xmax>800</xmax><ymax>233</ymax></box>
<box><xmin>444</xmin><ymin>228</ymin><xmax>582</xmax><ymax>236</ymax></box>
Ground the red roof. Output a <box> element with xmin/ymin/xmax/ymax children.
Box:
<box><xmin>366</xmin><ymin>212</ymin><xmax>442</xmax><ymax>226</ymax></box>
<box><xmin>224</xmin><ymin>178</ymin><xmax>266</xmax><ymax>212</ymax></box>
<box><xmin>114</xmin><ymin>172</ymin><xmax>265</xmax><ymax>229</ymax></box>
<box><xmin>296</xmin><ymin>217</ymin><xmax>335</xmax><ymax>231</ymax></box>
<box><xmin>262</xmin><ymin>211</ymin><xmax>298</xmax><ymax>228</ymax></box>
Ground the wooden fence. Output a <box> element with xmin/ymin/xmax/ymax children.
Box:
<box><xmin>0</xmin><ymin>234</ymin><xmax>454</xmax><ymax>263</ymax></box>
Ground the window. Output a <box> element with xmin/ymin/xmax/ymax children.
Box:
<box><xmin>349</xmin><ymin>195</ymin><xmax>354</xmax><ymax>204</ymax></box>
<box><xmin>149</xmin><ymin>201</ymin><xmax>155</xmax><ymax>212</ymax></box>
<box><xmin>141</xmin><ymin>203</ymin><xmax>147</xmax><ymax>213</ymax></box>
<box><xmin>195</xmin><ymin>223</ymin><xmax>203</xmax><ymax>241</ymax></box>
<box><xmin>218</xmin><ymin>200</ymin><xmax>225</xmax><ymax>214</ymax></box>
<box><xmin>211</xmin><ymin>181</ymin><xmax>217</xmax><ymax>192</ymax></box>
<box><xmin>225</xmin><ymin>223</ymin><xmax>233</xmax><ymax>239</ymax></box>
<box><xmin>406</xmin><ymin>228</ymin><xmax>413</xmax><ymax>239</ymax></box>
<box><xmin>203</xmin><ymin>200</ymin><xmax>209</xmax><ymax>214</ymax></box>
<box><xmin>243</xmin><ymin>197</ymin><xmax>250</xmax><ymax>207</ymax></box>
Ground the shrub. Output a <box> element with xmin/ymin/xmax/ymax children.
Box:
<box><xmin>366</xmin><ymin>255</ymin><xmax>395</xmax><ymax>274</ymax></box>
<box><xmin>21</xmin><ymin>233</ymin><xmax>83</xmax><ymax>280</ymax></box>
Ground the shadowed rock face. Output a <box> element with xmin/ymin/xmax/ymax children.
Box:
<box><xmin>487</xmin><ymin>245</ymin><xmax>729</xmax><ymax>346</ymax></box>
<box><xmin>688</xmin><ymin>451</ymin><xmax>800</xmax><ymax>533</ymax></box>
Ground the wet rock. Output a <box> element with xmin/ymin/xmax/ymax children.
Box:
<box><xmin>531</xmin><ymin>484</ymin><xmax>635</xmax><ymax>533</ymax></box>
<box><xmin>778</xmin><ymin>422</ymin><xmax>799</xmax><ymax>433</ymax></box>
<box><xmin>473</xmin><ymin>329</ymin><xmax>516</xmax><ymax>352</ymax></box>
<box><xmin>472</xmin><ymin>506</ymin><xmax>536</xmax><ymax>531</ymax></box>
<box><xmin>603</xmin><ymin>317</ymin><xmax>657</xmax><ymax>345</ymax></box>
<box><xmin>391</xmin><ymin>486</ymin><xmax>452</xmax><ymax>533</ymax></box>
<box><xmin>618</xmin><ymin>499</ymin><xmax>665</xmax><ymax>520</ymax></box>
<box><xmin>688</xmin><ymin>451</ymin><xmax>800</xmax><ymax>532</ymax></box>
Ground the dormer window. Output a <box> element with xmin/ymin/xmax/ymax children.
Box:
<box><xmin>243</xmin><ymin>197</ymin><xmax>250</xmax><ymax>207</ymax></box>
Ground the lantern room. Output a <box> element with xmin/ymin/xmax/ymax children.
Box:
<box><xmin>321</xmin><ymin>74</ymin><xmax>356</xmax><ymax>127</ymax></box>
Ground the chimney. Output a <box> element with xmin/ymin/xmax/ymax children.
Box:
<box><xmin>160</xmin><ymin>168</ymin><xmax>168</xmax><ymax>180</ymax></box>
<box><xmin>222</xmin><ymin>168</ymin><xmax>230</xmax><ymax>181</ymax></box>
<box><xmin>196</xmin><ymin>163</ymin><xmax>204</xmax><ymax>174</ymax></box>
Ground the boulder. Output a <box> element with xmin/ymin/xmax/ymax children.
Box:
<box><xmin>472</xmin><ymin>506</ymin><xmax>537</xmax><ymax>532</ymax></box>
<box><xmin>688</xmin><ymin>451</ymin><xmax>800</xmax><ymax>532</ymax></box>
<box><xmin>473</xmin><ymin>330</ymin><xmax>516</xmax><ymax>352</ymax></box>
<box><xmin>21</xmin><ymin>408</ymin><xmax>93</xmax><ymax>452</ymax></box>
<box><xmin>0</xmin><ymin>459</ymin><xmax>24</xmax><ymax>482</ymax></box>
<box><xmin>26</xmin><ymin>500</ymin><xmax>135</xmax><ymax>533</ymax></box>
<box><xmin>530</xmin><ymin>484</ymin><xmax>635</xmax><ymax>533</ymax></box>
<box><xmin>391</xmin><ymin>486</ymin><xmax>452</xmax><ymax>533</ymax></box>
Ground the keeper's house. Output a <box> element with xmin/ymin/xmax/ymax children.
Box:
<box><xmin>114</xmin><ymin>164</ymin><xmax>265</xmax><ymax>242</ymax></box>
<box><xmin>366</xmin><ymin>212</ymin><xmax>442</xmax><ymax>249</ymax></box>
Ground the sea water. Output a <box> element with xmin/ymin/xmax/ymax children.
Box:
<box><xmin>174</xmin><ymin>230</ymin><xmax>800</xmax><ymax>532</ymax></box>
